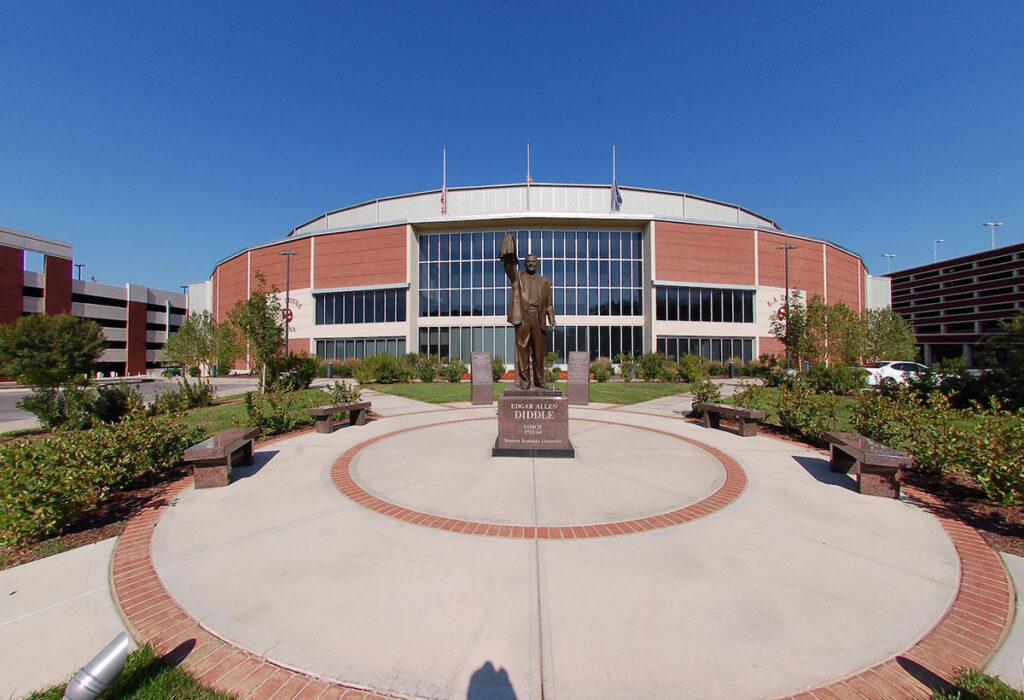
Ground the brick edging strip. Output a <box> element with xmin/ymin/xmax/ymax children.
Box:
<box><xmin>330</xmin><ymin>416</ymin><xmax>747</xmax><ymax>538</ymax></box>
<box><xmin>110</xmin><ymin>418</ymin><xmax>1016</xmax><ymax>700</ymax></box>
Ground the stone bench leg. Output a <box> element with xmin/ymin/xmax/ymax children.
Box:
<box><xmin>702</xmin><ymin>412</ymin><xmax>720</xmax><ymax>430</ymax></box>
<box><xmin>858</xmin><ymin>467</ymin><xmax>901</xmax><ymax>499</ymax></box>
<box><xmin>737</xmin><ymin>418</ymin><xmax>758</xmax><ymax>437</ymax></box>
<box><xmin>829</xmin><ymin>446</ymin><xmax>858</xmax><ymax>474</ymax></box>
<box><xmin>315</xmin><ymin>416</ymin><xmax>335</xmax><ymax>434</ymax></box>
<box><xmin>227</xmin><ymin>441</ymin><xmax>255</xmax><ymax>468</ymax></box>
<box><xmin>194</xmin><ymin>463</ymin><xmax>230</xmax><ymax>489</ymax></box>
<box><xmin>349</xmin><ymin>408</ymin><xmax>367</xmax><ymax>426</ymax></box>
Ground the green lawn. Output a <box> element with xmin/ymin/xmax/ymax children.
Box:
<box><xmin>368</xmin><ymin>380</ymin><xmax>690</xmax><ymax>405</ymax></box>
<box><xmin>177</xmin><ymin>388</ymin><xmax>332</xmax><ymax>437</ymax></box>
<box><xmin>27</xmin><ymin>645</ymin><xmax>234</xmax><ymax>700</ymax></box>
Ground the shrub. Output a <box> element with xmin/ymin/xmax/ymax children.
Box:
<box><xmin>934</xmin><ymin>668</ymin><xmax>1024</xmax><ymax>700</ymax></box>
<box><xmin>690</xmin><ymin>378</ymin><xmax>722</xmax><ymax>416</ymax></box>
<box><xmin>148</xmin><ymin>387</ymin><xmax>187</xmax><ymax>416</ymax></box>
<box><xmin>328</xmin><ymin>381</ymin><xmax>362</xmax><ymax>405</ymax></box>
<box><xmin>776</xmin><ymin>382</ymin><xmax>839</xmax><ymax>440</ymax></box>
<box><xmin>803</xmin><ymin>364</ymin><xmax>868</xmax><ymax>396</ymax></box>
<box><xmin>543</xmin><ymin>352</ymin><xmax>560</xmax><ymax>385</ymax></box>
<box><xmin>439</xmin><ymin>356</ymin><xmax>468</xmax><ymax>383</ymax></box>
<box><xmin>676</xmin><ymin>355</ymin><xmax>706</xmax><ymax>383</ymax></box>
<box><xmin>638</xmin><ymin>353</ymin><xmax>668</xmax><ymax>381</ymax></box>
<box><xmin>731</xmin><ymin>382</ymin><xmax>775</xmax><ymax>416</ymax></box>
<box><xmin>18</xmin><ymin>386</ymin><xmax>95</xmax><ymax>431</ymax></box>
<box><xmin>93</xmin><ymin>383</ymin><xmax>144</xmax><ymax>423</ymax></box>
<box><xmin>188</xmin><ymin>365</ymin><xmax>201</xmax><ymax>378</ymax></box>
<box><xmin>354</xmin><ymin>353</ymin><xmax>410</xmax><ymax>384</ymax></box>
<box><xmin>243</xmin><ymin>390</ymin><xmax>314</xmax><ymax>437</ymax></box>
<box><xmin>337</xmin><ymin>357</ymin><xmax>360</xmax><ymax>378</ymax></box>
<box><xmin>0</xmin><ymin>415</ymin><xmax>203</xmax><ymax>545</ymax></box>
<box><xmin>705</xmin><ymin>362</ymin><xmax>726</xmax><ymax>377</ymax></box>
<box><xmin>615</xmin><ymin>353</ymin><xmax>636</xmax><ymax>382</ymax></box>
<box><xmin>266</xmin><ymin>352</ymin><xmax>320</xmax><ymax>392</ymax></box>
<box><xmin>591</xmin><ymin>356</ymin><xmax>612</xmax><ymax>383</ymax></box>
<box><xmin>658</xmin><ymin>359</ymin><xmax>678</xmax><ymax>382</ymax></box>
<box><xmin>177</xmin><ymin>378</ymin><xmax>216</xmax><ymax>408</ymax></box>
<box><xmin>415</xmin><ymin>354</ymin><xmax>440</xmax><ymax>383</ymax></box>
<box><xmin>491</xmin><ymin>356</ymin><xmax>507</xmax><ymax>382</ymax></box>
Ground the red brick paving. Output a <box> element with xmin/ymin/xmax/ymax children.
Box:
<box><xmin>109</xmin><ymin>414</ymin><xmax>1016</xmax><ymax>699</ymax></box>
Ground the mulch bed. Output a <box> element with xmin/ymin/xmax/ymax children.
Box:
<box><xmin>5</xmin><ymin>422</ymin><xmax>1024</xmax><ymax>569</ymax></box>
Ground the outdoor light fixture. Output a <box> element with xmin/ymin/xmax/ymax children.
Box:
<box><xmin>63</xmin><ymin>632</ymin><xmax>132</xmax><ymax>700</ymax></box>
<box><xmin>933</xmin><ymin>239</ymin><xmax>944</xmax><ymax>262</ymax></box>
<box><xmin>984</xmin><ymin>222</ymin><xmax>1004</xmax><ymax>250</ymax></box>
<box><xmin>882</xmin><ymin>253</ymin><xmax>896</xmax><ymax>274</ymax></box>
<box><xmin>777</xmin><ymin>244</ymin><xmax>798</xmax><ymax>370</ymax></box>
<box><xmin>278</xmin><ymin>250</ymin><xmax>298</xmax><ymax>355</ymax></box>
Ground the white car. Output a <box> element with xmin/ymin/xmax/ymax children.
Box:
<box><xmin>863</xmin><ymin>361</ymin><xmax>929</xmax><ymax>386</ymax></box>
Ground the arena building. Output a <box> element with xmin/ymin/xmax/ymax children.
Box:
<box><xmin>1</xmin><ymin>225</ymin><xmax>186</xmax><ymax>376</ymax></box>
<box><xmin>195</xmin><ymin>183</ymin><xmax>884</xmax><ymax>369</ymax></box>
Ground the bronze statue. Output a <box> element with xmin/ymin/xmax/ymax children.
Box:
<box><xmin>499</xmin><ymin>233</ymin><xmax>556</xmax><ymax>389</ymax></box>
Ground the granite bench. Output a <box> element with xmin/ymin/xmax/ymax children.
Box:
<box><xmin>308</xmin><ymin>402</ymin><xmax>371</xmax><ymax>434</ymax></box>
<box><xmin>693</xmin><ymin>402</ymin><xmax>766</xmax><ymax>437</ymax></box>
<box><xmin>182</xmin><ymin>427</ymin><xmax>260</xmax><ymax>489</ymax></box>
<box><xmin>823</xmin><ymin>431</ymin><xmax>914</xmax><ymax>499</ymax></box>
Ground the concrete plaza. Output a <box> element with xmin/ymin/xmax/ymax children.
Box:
<box><xmin>1</xmin><ymin>389</ymin><xmax>1019</xmax><ymax>699</ymax></box>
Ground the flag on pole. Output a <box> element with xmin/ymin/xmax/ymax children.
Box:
<box><xmin>611</xmin><ymin>143</ymin><xmax>622</xmax><ymax>212</ymax></box>
<box><xmin>441</xmin><ymin>146</ymin><xmax>447</xmax><ymax>215</ymax></box>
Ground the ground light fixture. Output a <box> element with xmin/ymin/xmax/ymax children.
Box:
<box><xmin>278</xmin><ymin>249</ymin><xmax>298</xmax><ymax>355</ymax></box>
<box><xmin>62</xmin><ymin>632</ymin><xmax>132</xmax><ymax>700</ymax></box>
<box><xmin>777</xmin><ymin>244</ymin><xmax>798</xmax><ymax>370</ymax></box>
<box><xmin>984</xmin><ymin>222</ymin><xmax>1004</xmax><ymax>249</ymax></box>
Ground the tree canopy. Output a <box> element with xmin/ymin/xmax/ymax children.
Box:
<box><xmin>0</xmin><ymin>314</ymin><xmax>106</xmax><ymax>387</ymax></box>
<box><xmin>226</xmin><ymin>271</ymin><xmax>284</xmax><ymax>375</ymax></box>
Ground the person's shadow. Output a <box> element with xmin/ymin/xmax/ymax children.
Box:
<box><xmin>467</xmin><ymin>661</ymin><xmax>518</xmax><ymax>700</ymax></box>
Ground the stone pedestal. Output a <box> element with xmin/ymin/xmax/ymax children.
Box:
<box><xmin>471</xmin><ymin>352</ymin><xmax>493</xmax><ymax>405</ymax></box>
<box><xmin>566</xmin><ymin>351</ymin><xmax>590</xmax><ymax>406</ymax></box>
<box><xmin>493</xmin><ymin>387</ymin><xmax>574</xmax><ymax>458</ymax></box>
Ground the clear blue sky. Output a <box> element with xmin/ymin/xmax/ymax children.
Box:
<box><xmin>2</xmin><ymin>1</ymin><xmax>1021</xmax><ymax>290</ymax></box>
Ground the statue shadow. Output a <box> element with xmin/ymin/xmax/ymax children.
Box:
<box><xmin>792</xmin><ymin>455</ymin><xmax>858</xmax><ymax>491</ymax></box>
<box><xmin>467</xmin><ymin>661</ymin><xmax>518</xmax><ymax>700</ymax></box>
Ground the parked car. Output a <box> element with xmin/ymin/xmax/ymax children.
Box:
<box><xmin>862</xmin><ymin>361</ymin><xmax>929</xmax><ymax>386</ymax></box>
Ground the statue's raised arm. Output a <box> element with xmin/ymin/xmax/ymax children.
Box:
<box><xmin>499</xmin><ymin>233</ymin><xmax>518</xmax><ymax>282</ymax></box>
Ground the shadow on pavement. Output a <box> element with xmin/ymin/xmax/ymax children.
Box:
<box><xmin>792</xmin><ymin>455</ymin><xmax>858</xmax><ymax>491</ymax></box>
<box><xmin>467</xmin><ymin>660</ymin><xmax>518</xmax><ymax>699</ymax></box>
<box><xmin>229</xmin><ymin>450</ymin><xmax>278</xmax><ymax>482</ymax></box>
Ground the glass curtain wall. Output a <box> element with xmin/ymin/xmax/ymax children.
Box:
<box><xmin>419</xmin><ymin>324</ymin><xmax>644</xmax><ymax>363</ymax></box>
<box><xmin>656</xmin><ymin>336</ymin><xmax>754</xmax><ymax>363</ymax></box>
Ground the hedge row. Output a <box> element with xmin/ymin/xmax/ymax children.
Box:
<box><xmin>0</xmin><ymin>415</ymin><xmax>203</xmax><ymax>546</ymax></box>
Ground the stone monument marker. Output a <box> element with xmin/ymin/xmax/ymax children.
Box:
<box><xmin>566</xmin><ymin>351</ymin><xmax>590</xmax><ymax>406</ymax></box>
<box><xmin>471</xmin><ymin>352</ymin><xmax>493</xmax><ymax>405</ymax></box>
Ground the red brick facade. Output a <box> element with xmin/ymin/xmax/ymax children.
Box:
<box><xmin>655</xmin><ymin>223</ymin><xmax>756</xmax><ymax>285</ymax></box>
<box><xmin>126</xmin><ymin>300</ymin><xmax>148</xmax><ymax>376</ymax></box>
<box><xmin>313</xmin><ymin>226</ymin><xmax>407</xmax><ymax>289</ymax></box>
<box><xmin>44</xmin><ymin>255</ymin><xmax>73</xmax><ymax>315</ymax></box>
<box><xmin>0</xmin><ymin>245</ymin><xmax>24</xmax><ymax>324</ymax></box>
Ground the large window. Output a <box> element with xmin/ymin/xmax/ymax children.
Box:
<box><xmin>655</xmin><ymin>286</ymin><xmax>754</xmax><ymax>323</ymax></box>
<box><xmin>657</xmin><ymin>336</ymin><xmax>754</xmax><ymax>363</ymax></box>
<box><xmin>419</xmin><ymin>324</ymin><xmax>644</xmax><ymax>364</ymax></box>
<box><xmin>315</xmin><ymin>337</ymin><xmax>406</xmax><ymax>360</ymax></box>
<box><xmin>418</xmin><ymin>229</ymin><xmax>644</xmax><ymax>318</ymax></box>
<box><xmin>314</xmin><ymin>288</ymin><xmax>406</xmax><ymax>325</ymax></box>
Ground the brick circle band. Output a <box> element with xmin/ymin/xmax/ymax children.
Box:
<box><xmin>330</xmin><ymin>417</ymin><xmax>747</xmax><ymax>539</ymax></box>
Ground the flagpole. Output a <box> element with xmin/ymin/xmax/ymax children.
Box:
<box><xmin>611</xmin><ymin>142</ymin><xmax>617</xmax><ymax>213</ymax></box>
<box><xmin>441</xmin><ymin>146</ymin><xmax>447</xmax><ymax>215</ymax></box>
<box><xmin>526</xmin><ymin>138</ymin><xmax>532</xmax><ymax>210</ymax></box>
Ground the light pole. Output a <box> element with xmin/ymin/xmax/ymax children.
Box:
<box><xmin>74</xmin><ymin>264</ymin><xmax>85</xmax><ymax>280</ymax></box>
<box><xmin>984</xmin><ymin>222</ymin><xmax>1003</xmax><ymax>250</ymax></box>
<box><xmin>278</xmin><ymin>250</ymin><xmax>298</xmax><ymax>355</ymax></box>
<box><xmin>777</xmin><ymin>244</ymin><xmax>798</xmax><ymax>370</ymax></box>
<box><xmin>933</xmin><ymin>239</ymin><xmax>944</xmax><ymax>262</ymax></box>
<box><xmin>882</xmin><ymin>253</ymin><xmax>896</xmax><ymax>274</ymax></box>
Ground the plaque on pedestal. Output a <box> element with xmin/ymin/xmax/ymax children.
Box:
<box><xmin>493</xmin><ymin>388</ymin><xmax>574</xmax><ymax>458</ymax></box>
<box><xmin>471</xmin><ymin>352</ymin><xmax>493</xmax><ymax>405</ymax></box>
<box><xmin>566</xmin><ymin>351</ymin><xmax>590</xmax><ymax>405</ymax></box>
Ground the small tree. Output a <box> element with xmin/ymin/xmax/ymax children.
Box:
<box><xmin>865</xmin><ymin>308</ymin><xmax>917</xmax><ymax>363</ymax></box>
<box><xmin>769</xmin><ymin>291</ymin><xmax>811</xmax><ymax>368</ymax></box>
<box><xmin>804</xmin><ymin>296</ymin><xmax>866</xmax><ymax>366</ymax></box>
<box><xmin>0</xmin><ymin>314</ymin><xmax>106</xmax><ymax>388</ymax></box>
<box><xmin>163</xmin><ymin>311</ymin><xmax>213</xmax><ymax>375</ymax></box>
<box><xmin>227</xmin><ymin>272</ymin><xmax>285</xmax><ymax>390</ymax></box>
<box><xmin>0</xmin><ymin>314</ymin><xmax>106</xmax><ymax>429</ymax></box>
